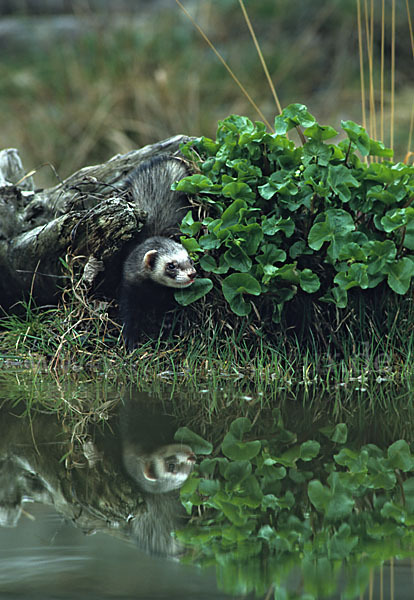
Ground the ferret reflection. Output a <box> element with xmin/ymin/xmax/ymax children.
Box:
<box><xmin>120</xmin><ymin>393</ymin><xmax>196</xmax><ymax>555</ymax></box>
<box><xmin>123</xmin><ymin>442</ymin><xmax>195</xmax><ymax>494</ymax></box>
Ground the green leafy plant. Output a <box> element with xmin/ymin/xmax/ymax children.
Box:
<box><xmin>175</xmin><ymin>105</ymin><xmax>414</xmax><ymax>323</ymax></box>
<box><xmin>177</xmin><ymin>417</ymin><xmax>414</xmax><ymax>598</ymax></box>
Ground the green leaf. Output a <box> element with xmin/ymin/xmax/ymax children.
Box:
<box><xmin>327</xmin><ymin>164</ymin><xmax>360</xmax><ymax>202</ymax></box>
<box><xmin>199</xmin><ymin>254</ymin><xmax>217</xmax><ymax>272</ymax></box>
<box><xmin>309</xmin><ymin>477</ymin><xmax>355</xmax><ymax>520</ymax></box>
<box><xmin>229</xmin><ymin>417</ymin><xmax>253</xmax><ymax>438</ymax></box>
<box><xmin>289</xmin><ymin>240</ymin><xmax>313</xmax><ymax>259</ymax></box>
<box><xmin>334</xmin><ymin>263</ymin><xmax>369</xmax><ymax>290</ymax></box>
<box><xmin>224</xmin><ymin>244</ymin><xmax>252</xmax><ymax>272</ymax></box>
<box><xmin>223</xmin><ymin>460</ymin><xmax>252</xmax><ymax>485</ymax></box>
<box><xmin>331</xmin><ymin>423</ymin><xmax>348</xmax><ymax>444</ymax></box>
<box><xmin>174</xmin><ymin>278</ymin><xmax>213</xmax><ymax>305</ymax></box>
<box><xmin>404</xmin><ymin>219</ymin><xmax>414</xmax><ymax>250</ymax></box>
<box><xmin>274</xmin><ymin>103</ymin><xmax>316</xmax><ymax>134</ymax></box>
<box><xmin>303</xmin><ymin>140</ymin><xmax>332</xmax><ymax>166</ymax></box>
<box><xmin>215</xmin><ymin>497</ymin><xmax>247</xmax><ymax>526</ymax></box>
<box><xmin>308</xmin><ymin>209</ymin><xmax>355</xmax><ymax>250</ymax></box>
<box><xmin>308</xmin><ymin>480</ymin><xmax>331</xmax><ymax>512</ymax></box>
<box><xmin>299</xmin><ymin>269</ymin><xmax>320</xmax><ymax>293</ymax></box>
<box><xmin>273</xmin><ymin>445</ymin><xmax>301</xmax><ymax>467</ymax></box>
<box><xmin>256</xmin><ymin>244</ymin><xmax>287</xmax><ymax>266</ymax></box>
<box><xmin>222</xmin><ymin>273</ymin><xmax>261</xmax><ymax>316</ymax></box>
<box><xmin>180</xmin><ymin>211</ymin><xmax>202</xmax><ymax>236</ymax></box>
<box><xmin>385</xmin><ymin>257</ymin><xmax>414</xmax><ymax>294</ymax></box>
<box><xmin>236</xmin><ymin>475</ymin><xmax>263</xmax><ymax>508</ymax></box>
<box><xmin>174</xmin><ymin>427</ymin><xmax>213</xmax><ymax>455</ymax></box>
<box><xmin>259</xmin><ymin>171</ymin><xmax>299</xmax><ymax>201</ymax></box>
<box><xmin>219</xmin><ymin>199</ymin><xmax>247</xmax><ymax>228</ymax></box>
<box><xmin>363</xmin><ymin>161</ymin><xmax>400</xmax><ymax>184</ymax></box>
<box><xmin>381</xmin><ymin>207</ymin><xmax>413</xmax><ymax>232</ymax></box>
<box><xmin>300</xmin><ymin>440</ymin><xmax>320</xmax><ymax>461</ymax></box>
<box><xmin>179</xmin><ymin>237</ymin><xmax>201</xmax><ymax>253</ymax></box>
<box><xmin>237</xmin><ymin>223</ymin><xmax>264</xmax><ymax>254</ymax></box>
<box><xmin>365</xmin><ymin>240</ymin><xmax>396</xmax><ymax>274</ymax></box>
<box><xmin>199</xmin><ymin>457</ymin><xmax>227</xmax><ymax>476</ymax></box>
<box><xmin>222</xmin><ymin>434</ymin><xmax>261</xmax><ymax>461</ymax></box>
<box><xmin>369</xmin><ymin>138</ymin><xmax>393</xmax><ymax>157</ymax></box>
<box><xmin>332</xmin><ymin>286</ymin><xmax>348</xmax><ymax>308</ymax></box>
<box><xmin>367</xmin><ymin>185</ymin><xmax>399</xmax><ymax>207</ymax></box>
<box><xmin>380</xmin><ymin>501</ymin><xmax>407</xmax><ymax>524</ymax></box>
<box><xmin>271</xmin><ymin>262</ymin><xmax>300</xmax><ymax>284</ymax></box>
<box><xmin>199</xmin><ymin>233</ymin><xmax>221</xmax><ymax>250</ymax></box>
<box><xmin>341</xmin><ymin>120</ymin><xmax>370</xmax><ymax>156</ymax></box>
<box><xmin>198</xmin><ymin>479</ymin><xmax>221</xmax><ymax>496</ymax></box>
<box><xmin>180</xmin><ymin>476</ymin><xmax>201</xmax><ymax>507</ymax></box>
<box><xmin>334</xmin><ymin>447</ymin><xmax>368</xmax><ymax>472</ymax></box>
<box><xmin>222</xmin><ymin>181</ymin><xmax>255</xmax><ymax>202</ymax></box>
<box><xmin>175</xmin><ymin>174</ymin><xmax>214</xmax><ymax>193</ymax></box>
<box><xmin>303</xmin><ymin>122</ymin><xmax>338</xmax><ymax>141</ymax></box>
<box><xmin>387</xmin><ymin>440</ymin><xmax>414</xmax><ymax>471</ymax></box>
<box><xmin>338</xmin><ymin>242</ymin><xmax>366</xmax><ymax>262</ymax></box>
<box><xmin>225</xmin><ymin>158</ymin><xmax>262</xmax><ymax>179</ymax></box>
<box><xmin>262</xmin><ymin>215</ymin><xmax>295</xmax><ymax>238</ymax></box>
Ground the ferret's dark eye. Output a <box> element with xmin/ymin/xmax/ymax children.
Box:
<box><xmin>166</xmin><ymin>262</ymin><xmax>176</xmax><ymax>271</ymax></box>
<box><xmin>167</xmin><ymin>463</ymin><xmax>176</xmax><ymax>473</ymax></box>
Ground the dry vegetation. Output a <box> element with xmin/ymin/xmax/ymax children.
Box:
<box><xmin>0</xmin><ymin>1</ymin><xmax>412</xmax><ymax>187</ymax></box>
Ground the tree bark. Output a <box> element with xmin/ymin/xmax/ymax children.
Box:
<box><xmin>0</xmin><ymin>135</ymin><xmax>191</xmax><ymax>310</ymax></box>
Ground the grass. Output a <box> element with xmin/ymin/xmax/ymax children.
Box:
<box><xmin>1</xmin><ymin>285</ymin><xmax>413</xmax><ymax>390</ymax></box>
<box><xmin>1</xmin><ymin>278</ymin><xmax>413</xmax><ymax>456</ymax></box>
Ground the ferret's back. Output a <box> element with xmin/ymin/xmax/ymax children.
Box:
<box><xmin>125</xmin><ymin>155</ymin><xmax>189</xmax><ymax>237</ymax></box>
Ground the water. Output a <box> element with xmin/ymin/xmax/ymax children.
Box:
<box><xmin>0</xmin><ymin>504</ymin><xmax>228</xmax><ymax>599</ymax></box>
<box><xmin>0</xmin><ymin>372</ymin><xmax>414</xmax><ymax>599</ymax></box>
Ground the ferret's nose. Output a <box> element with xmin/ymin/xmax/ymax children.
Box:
<box><xmin>188</xmin><ymin>270</ymin><xmax>197</xmax><ymax>281</ymax></box>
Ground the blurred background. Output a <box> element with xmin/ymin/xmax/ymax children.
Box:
<box><xmin>0</xmin><ymin>0</ymin><xmax>412</xmax><ymax>187</ymax></box>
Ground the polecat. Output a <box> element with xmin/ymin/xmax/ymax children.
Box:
<box><xmin>123</xmin><ymin>442</ymin><xmax>196</xmax><ymax>494</ymax></box>
<box><xmin>120</xmin><ymin>396</ymin><xmax>196</xmax><ymax>555</ymax></box>
<box><xmin>119</xmin><ymin>155</ymin><xmax>196</xmax><ymax>350</ymax></box>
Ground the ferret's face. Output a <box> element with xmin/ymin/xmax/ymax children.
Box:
<box><xmin>144</xmin><ymin>247</ymin><xmax>197</xmax><ymax>288</ymax></box>
<box><xmin>144</xmin><ymin>444</ymin><xmax>196</xmax><ymax>492</ymax></box>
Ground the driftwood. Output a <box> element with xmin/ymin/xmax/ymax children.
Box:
<box><xmin>0</xmin><ymin>135</ymin><xmax>191</xmax><ymax>310</ymax></box>
<box><xmin>0</xmin><ymin>384</ymin><xmax>195</xmax><ymax>557</ymax></box>
<box><xmin>0</xmin><ymin>402</ymin><xmax>145</xmax><ymax>539</ymax></box>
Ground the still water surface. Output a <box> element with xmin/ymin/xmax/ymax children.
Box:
<box><xmin>0</xmin><ymin>373</ymin><xmax>413</xmax><ymax>599</ymax></box>
<box><xmin>0</xmin><ymin>503</ymin><xmax>231</xmax><ymax>599</ymax></box>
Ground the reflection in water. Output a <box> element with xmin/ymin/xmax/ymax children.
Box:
<box><xmin>177</xmin><ymin>407</ymin><xmax>414</xmax><ymax>599</ymax></box>
<box><xmin>0</xmin><ymin>390</ymin><xmax>197</xmax><ymax>558</ymax></box>
<box><xmin>120</xmin><ymin>394</ymin><xmax>196</xmax><ymax>555</ymax></box>
<box><xmin>0</xmin><ymin>386</ymin><xmax>242</xmax><ymax>599</ymax></box>
<box><xmin>1</xmin><ymin>375</ymin><xmax>414</xmax><ymax>599</ymax></box>
<box><xmin>0</xmin><ymin>503</ymin><xmax>232</xmax><ymax>599</ymax></box>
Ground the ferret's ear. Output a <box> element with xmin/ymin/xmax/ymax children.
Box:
<box><xmin>143</xmin><ymin>460</ymin><xmax>157</xmax><ymax>481</ymax></box>
<box><xmin>143</xmin><ymin>250</ymin><xmax>158</xmax><ymax>270</ymax></box>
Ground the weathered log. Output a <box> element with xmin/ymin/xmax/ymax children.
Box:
<box><xmin>0</xmin><ymin>135</ymin><xmax>191</xmax><ymax>310</ymax></box>
<box><xmin>0</xmin><ymin>402</ymin><xmax>146</xmax><ymax>542</ymax></box>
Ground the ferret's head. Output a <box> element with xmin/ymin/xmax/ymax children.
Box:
<box><xmin>142</xmin><ymin>443</ymin><xmax>196</xmax><ymax>493</ymax></box>
<box><xmin>125</xmin><ymin>443</ymin><xmax>196</xmax><ymax>494</ymax></box>
<box><xmin>143</xmin><ymin>238</ymin><xmax>197</xmax><ymax>288</ymax></box>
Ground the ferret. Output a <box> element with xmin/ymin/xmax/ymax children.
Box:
<box><xmin>123</xmin><ymin>443</ymin><xmax>196</xmax><ymax>554</ymax></box>
<box><xmin>119</xmin><ymin>155</ymin><xmax>196</xmax><ymax>349</ymax></box>
<box><xmin>123</xmin><ymin>442</ymin><xmax>196</xmax><ymax>494</ymax></box>
<box><xmin>120</xmin><ymin>397</ymin><xmax>196</xmax><ymax>555</ymax></box>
